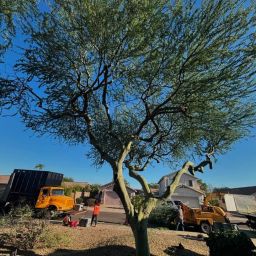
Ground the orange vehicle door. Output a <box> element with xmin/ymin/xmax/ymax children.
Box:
<box><xmin>35</xmin><ymin>188</ymin><xmax>50</xmax><ymax>208</ymax></box>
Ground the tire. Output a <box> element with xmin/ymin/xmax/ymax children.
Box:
<box><xmin>0</xmin><ymin>207</ymin><xmax>5</xmax><ymax>216</ymax></box>
<box><xmin>200</xmin><ymin>222</ymin><xmax>212</xmax><ymax>234</ymax></box>
<box><xmin>48</xmin><ymin>206</ymin><xmax>57</xmax><ymax>219</ymax></box>
<box><xmin>40</xmin><ymin>206</ymin><xmax>57</xmax><ymax>219</ymax></box>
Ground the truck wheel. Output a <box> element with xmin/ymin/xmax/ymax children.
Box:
<box><xmin>40</xmin><ymin>207</ymin><xmax>56</xmax><ymax>219</ymax></box>
<box><xmin>200</xmin><ymin>222</ymin><xmax>212</xmax><ymax>234</ymax></box>
<box><xmin>47</xmin><ymin>206</ymin><xmax>57</xmax><ymax>219</ymax></box>
<box><xmin>0</xmin><ymin>208</ymin><xmax>5</xmax><ymax>216</ymax></box>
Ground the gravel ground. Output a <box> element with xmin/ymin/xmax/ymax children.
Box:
<box><xmin>33</xmin><ymin>223</ymin><xmax>209</xmax><ymax>256</ymax></box>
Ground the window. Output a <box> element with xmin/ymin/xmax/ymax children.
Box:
<box><xmin>188</xmin><ymin>180</ymin><xmax>193</xmax><ymax>187</ymax></box>
<box><xmin>51</xmin><ymin>189</ymin><xmax>64</xmax><ymax>196</ymax></box>
<box><xmin>42</xmin><ymin>189</ymin><xmax>49</xmax><ymax>196</ymax></box>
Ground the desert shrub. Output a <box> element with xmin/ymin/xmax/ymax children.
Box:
<box><xmin>209</xmin><ymin>199</ymin><xmax>219</xmax><ymax>207</ymax></box>
<box><xmin>148</xmin><ymin>201</ymin><xmax>178</xmax><ymax>228</ymax></box>
<box><xmin>64</xmin><ymin>187</ymin><xmax>72</xmax><ymax>196</ymax></box>
<box><xmin>37</xmin><ymin>227</ymin><xmax>71</xmax><ymax>248</ymax></box>
<box><xmin>76</xmin><ymin>197</ymin><xmax>83</xmax><ymax>204</ymax></box>
<box><xmin>206</xmin><ymin>230</ymin><xmax>255</xmax><ymax>256</ymax></box>
<box><xmin>0</xmin><ymin>205</ymin><xmax>47</xmax><ymax>250</ymax></box>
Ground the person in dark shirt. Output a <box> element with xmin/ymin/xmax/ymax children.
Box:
<box><xmin>176</xmin><ymin>205</ymin><xmax>185</xmax><ymax>231</ymax></box>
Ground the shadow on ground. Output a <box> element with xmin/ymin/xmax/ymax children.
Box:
<box><xmin>48</xmin><ymin>245</ymin><xmax>158</xmax><ymax>256</ymax></box>
<box><xmin>0</xmin><ymin>245</ymin><xmax>157</xmax><ymax>256</ymax></box>
<box><xmin>164</xmin><ymin>246</ymin><xmax>205</xmax><ymax>256</ymax></box>
<box><xmin>178</xmin><ymin>234</ymin><xmax>206</xmax><ymax>241</ymax></box>
<box><xmin>0</xmin><ymin>245</ymin><xmax>36</xmax><ymax>256</ymax></box>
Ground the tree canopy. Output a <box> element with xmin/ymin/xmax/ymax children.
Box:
<box><xmin>0</xmin><ymin>0</ymin><xmax>37</xmax><ymax>112</ymax></box>
<box><xmin>34</xmin><ymin>163</ymin><xmax>45</xmax><ymax>170</ymax></box>
<box><xmin>2</xmin><ymin>1</ymin><xmax>256</xmax><ymax>255</ymax></box>
<box><xmin>63</xmin><ymin>177</ymin><xmax>74</xmax><ymax>182</ymax></box>
<box><xmin>0</xmin><ymin>0</ymin><xmax>36</xmax><ymax>56</ymax></box>
<box><xmin>14</xmin><ymin>0</ymin><xmax>256</xmax><ymax>163</ymax></box>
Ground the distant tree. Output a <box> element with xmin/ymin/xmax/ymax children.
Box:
<box><xmin>4</xmin><ymin>1</ymin><xmax>256</xmax><ymax>255</ymax></box>
<box><xmin>148</xmin><ymin>183</ymin><xmax>159</xmax><ymax>189</ymax></box>
<box><xmin>213</xmin><ymin>187</ymin><xmax>231</xmax><ymax>193</ymax></box>
<box><xmin>63</xmin><ymin>177</ymin><xmax>74</xmax><ymax>182</ymax></box>
<box><xmin>198</xmin><ymin>179</ymin><xmax>208</xmax><ymax>193</ymax></box>
<box><xmin>90</xmin><ymin>184</ymin><xmax>101</xmax><ymax>198</ymax></box>
<box><xmin>34</xmin><ymin>164</ymin><xmax>44</xmax><ymax>170</ymax></box>
<box><xmin>63</xmin><ymin>187</ymin><xmax>72</xmax><ymax>196</ymax></box>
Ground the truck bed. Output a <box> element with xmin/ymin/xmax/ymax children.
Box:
<box><xmin>1</xmin><ymin>169</ymin><xmax>63</xmax><ymax>205</ymax></box>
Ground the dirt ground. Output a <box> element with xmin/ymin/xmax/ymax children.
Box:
<box><xmin>32</xmin><ymin>223</ymin><xmax>209</xmax><ymax>256</ymax></box>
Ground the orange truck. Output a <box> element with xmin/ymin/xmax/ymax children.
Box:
<box><xmin>180</xmin><ymin>202</ymin><xmax>229</xmax><ymax>233</ymax></box>
<box><xmin>0</xmin><ymin>169</ymin><xmax>74</xmax><ymax>217</ymax></box>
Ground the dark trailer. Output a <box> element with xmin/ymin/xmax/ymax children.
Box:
<box><xmin>0</xmin><ymin>169</ymin><xmax>63</xmax><ymax>206</ymax></box>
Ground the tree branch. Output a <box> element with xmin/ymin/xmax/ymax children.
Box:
<box><xmin>159</xmin><ymin>154</ymin><xmax>214</xmax><ymax>200</ymax></box>
<box><xmin>124</xmin><ymin>161</ymin><xmax>152</xmax><ymax>197</ymax></box>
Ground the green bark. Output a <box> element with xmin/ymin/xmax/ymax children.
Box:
<box><xmin>131</xmin><ymin>218</ymin><xmax>150</xmax><ymax>256</ymax></box>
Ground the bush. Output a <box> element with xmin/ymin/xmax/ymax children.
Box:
<box><xmin>206</xmin><ymin>230</ymin><xmax>255</xmax><ymax>256</ymax></box>
<box><xmin>64</xmin><ymin>187</ymin><xmax>73</xmax><ymax>196</ymax></box>
<box><xmin>148</xmin><ymin>201</ymin><xmax>178</xmax><ymax>228</ymax></box>
<box><xmin>76</xmin><ymin>197</ymin><xmax>83</xmax><ymax>204</ymax></box>
<box><xmin>37</xmin><ymin>227</ymin><xmax>71</xmax><ymax>248</ymax></box>
<box><xmin>0</xmin><ymin>205</ymin><xmax>47</xmax><ymax>250</ymax></box>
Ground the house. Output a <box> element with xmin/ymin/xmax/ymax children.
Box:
<box><xmin>100</xmin><ymin>182</ymin><xmax>137</xmax><ymax>207</ymax></box>
<box><xmin>0</xmin><ymin>175</ymin><xmax>10</xmax><ymax>198</ymax></box>
<box><xmin>158</xmin><ymin>172</ymin><xmax>205</xmax><ymax>208</ymax></box>
<box><xmin>0</xmin><ymin>175</ymin><xmax>10</xmax><ymax>184</ymax></box>
<box><xmin>0</xmin><ymin>175</ymin><xmax>10</xmax><ymax>190</ymax></box>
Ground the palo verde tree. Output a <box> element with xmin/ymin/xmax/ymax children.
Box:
<box><xmin>0</xmin><ymin>0</ymin><xmax>37</xmax><ymax>112</ymax></box>
<box><xmin>7</xmin><ymin>1</ymin><xmax>256</xmax><ymax>255</ymax></box>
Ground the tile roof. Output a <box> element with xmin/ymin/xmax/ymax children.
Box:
<box><xmin>0</xmin><ymin>175</ymin><xmax>10</xmax><ymax>184</ymax></box>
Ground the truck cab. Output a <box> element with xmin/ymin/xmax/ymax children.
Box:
<box><xmin>36</xmin><ymin>186</ymin><xmax>74</xmax><ymax>212</ymax></box>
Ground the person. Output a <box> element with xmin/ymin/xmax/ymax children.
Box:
<box><xmin>63</xmin><ymin>213</ymin><xmax>71</xmax><ymax>226</ymax></box>
<box><xmin>176</xmin><ymin>204</ymin><xmax>185</xmax><ymax>231</ymax></box>
<box><xmin>91</xmin><ymin>200</ymin><xmax>100</xmax><ymax>226</ymax></box>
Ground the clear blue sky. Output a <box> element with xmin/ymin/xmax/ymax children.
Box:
<box><xmin>0</xmin><ymin>113</ymin><xmax>255</xmax><ymax>188</ymax></box>
<box><xmin>0</xmin><ymin>7</ymin><xmax>255</xmax><ymax>189</ymax></box>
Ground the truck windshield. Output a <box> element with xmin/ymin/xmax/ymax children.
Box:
<box><xmin>51</xmin><ymin>189</ymin><xmax>64</xmax><ymax>196</ymax></box>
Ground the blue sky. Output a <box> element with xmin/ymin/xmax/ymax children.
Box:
<box><xmin>0</xmin><ymin>4</ymin><xmax>256</xmax><ymax>189</ymax></box>
<box><xmin>0</xmin><ymin>113</ymin><xmax>255</xmax><ymax>189</ymax></box>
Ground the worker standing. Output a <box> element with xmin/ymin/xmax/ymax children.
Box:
<box><xmin>176</xmin><ymin>204</ymin><xmax>185</xmax><ymax>231</ymax></box>
<box><xmin>91</xmin><ymin>200</ymin><xmax>101</xmax><ymax>227</ymax></box>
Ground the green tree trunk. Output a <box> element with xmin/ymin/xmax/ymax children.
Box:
<box><xmin>131</xmin><ymin>219</ymin><xmax>150</xmax><ymax>256</ymax></box>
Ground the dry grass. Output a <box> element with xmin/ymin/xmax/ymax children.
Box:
<box><xmin>31</xmin><ymin>223</ymin><xmax>209</xmax><ymax>256</ymax></box>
